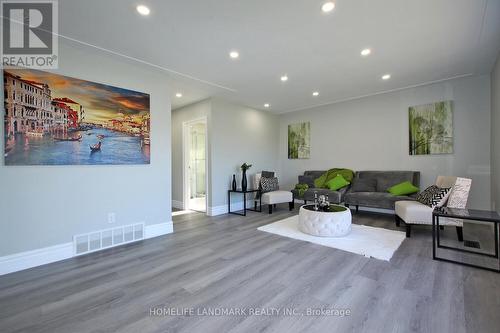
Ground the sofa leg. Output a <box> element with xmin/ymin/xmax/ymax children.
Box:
<box><xmin>395</xmin><ymin>215</ymin><xmax>401</xmax><ymax>227</ymax></box>
<box><xmin>356</xmin><ymin>205</ymin><xmax>359</xmax><ymax>213</ymax></box>
<box><xmin>268</xmin><ymin>205</ymin><xmax>273</xmax><ymax>214</ymax></box>
<box><xmin>289</xmin><ymin>201</ymin><xmax>294</xmax><ymax>211</ymax></box>
<box><xmin>406</xmin><ymin>224</ymin><xmax>412</xmax><ymax>238</ymax></box>
<box><xmin>456</xmin><ymin>226</ymin><xmax>464</xmax><ymax>242</ymax></box>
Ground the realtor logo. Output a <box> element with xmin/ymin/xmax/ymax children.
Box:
<box><xmin>1</xmin><ymin>0</ymin><xmax>58</xmax><ymax>68</ymax></box>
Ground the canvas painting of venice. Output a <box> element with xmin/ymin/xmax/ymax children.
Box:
<box><xmin>3</xmin><ymin>69</ymin><xmax>150</xmax><ymax>165</ymax></box>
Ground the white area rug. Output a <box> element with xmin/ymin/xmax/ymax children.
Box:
<box><xmin>258</xmin><ymin>215</ymin><xmax>406</xmax><ymax>261</ymax></box>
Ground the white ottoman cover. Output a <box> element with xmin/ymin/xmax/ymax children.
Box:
<box><xmin>298</xmin><ymin>205</ymin><xmax>352</xmax><ymax>237</ymax></box>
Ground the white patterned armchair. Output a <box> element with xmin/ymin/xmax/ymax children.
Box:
<box><xmin>395</xmin><ymin>176</ymin><xmax>472</xmax><ymax>240</ymax></box>
<box><xmin>253</xmin><ymin>173</ymin><xmax>294</xmax><ymax>214</ymax></box>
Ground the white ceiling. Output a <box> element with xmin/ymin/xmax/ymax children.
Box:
<box><xmin>58</xmin><ymin>0</ymin><xmax>500</xmax><ymax>113</ymax></box>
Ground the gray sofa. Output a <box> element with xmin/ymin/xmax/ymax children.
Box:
<box><xmin>345</xmin><ymin>171</ymin><xmax>420</xmax><ymax>210</ymax></box>
<box><xmin>291</xmin><ymin>170</ymin><xmax>349</xmax><ymax>204</ymax></box>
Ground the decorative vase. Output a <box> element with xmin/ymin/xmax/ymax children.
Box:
<box><xmin>241</xmin><ymin>170</ymin><xmax>247</xmax><ymax>191</ymax></box>
<box><xmin>232</xmin><ymin>174</ymin><xmax>237</xmax><ymax>191</ymax></box>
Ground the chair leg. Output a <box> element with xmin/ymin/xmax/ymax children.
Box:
<box><xmin>345</xmin><ymin>204</ymin><xmax>350</xmax><ymax>208</ymax></box>
<box><xmin>273</xmin><ymin>204</ymin><xmax>277</xmax><ymax>209</ymax></box>
<box><xmin>268</xmin><ymin>205</ymin><xmax>273</xmax><ymax>214</ymax></box>
<box><xmin>395</xmin><ymin>215</ymin><xmax>401</xmax><ymax>227</ymax></box>
<box><xmin>254</xmin><ymin>201</ymin><xmax>257</xmax><ymax>211</ymax></box>
<box><xmin>289</xmin><ymin>201</ymin><xmax>294</xmax><ymax>211</ymax></box>
<box><xmin>456</xmin><ymin>226</ymin><xmax>464</xmax><ymax>242</ymax></box>
<box><xmin>356</xmin><ymin>205</ymin><xmax>359</xmax><ymax>213</ymax></box>
<box><xmin>439</xmin><ymin>226</ymin><xmax>444</xmax><ymax>230</ymax></box>
<box><xmin>406</xmin><ymin>224</ymin><xmax>412</xmax><ymax>238</ymax></box>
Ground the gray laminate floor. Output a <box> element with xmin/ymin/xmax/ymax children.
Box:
<box><xmin>0</xmin><ymin>207</ymin><xmax>499</xmax><ymax>333</ymax></box>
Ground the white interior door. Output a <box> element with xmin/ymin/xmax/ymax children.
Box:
<box><xmin>184</xmin><ymin>119</ymin><xmax>207</xmax><ymax>212</ymax></box>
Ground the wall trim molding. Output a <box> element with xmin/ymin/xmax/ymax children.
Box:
<box><xmin>172</xmin><ymin>200</ymin><xmax>184</xmax><ymax>210</ymax></box>
<box><xmin>0</xmin><ymin>221</ymin><xmax>174</xmax><ymax>276</ymax></box>
<box><xmin>145</xmin><ymin>221</ymin><xmax>174</xmax><ymax>239</ymax></box>
<box><xmin>0</xmin><ymin>242</ymin><xmax>73</xmax><ymax>276</ymax></box>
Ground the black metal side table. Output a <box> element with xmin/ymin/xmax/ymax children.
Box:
<box><xmin>432</xmin><ymin>207</ymin><xmax>500</xmax><ymax>273</ymax></box>
<box><xmin>228</xmin><ymin>189</ymin><xmax>261</xmax><ymax>216</ymax></box>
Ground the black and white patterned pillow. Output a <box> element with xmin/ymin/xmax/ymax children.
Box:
<box><xmin>416</xmin><ymin>185</ymin><xmax>451</xmax><ymax>208</ymax></box>
<box><xmin>261</xmin><ymin>177</ymin><xmax>279</xmax><ymax>193</ymax></box>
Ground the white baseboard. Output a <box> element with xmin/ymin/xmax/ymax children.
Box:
<box><xmin>0</xmin><ymin>242</ymin><xmax>73</xmax><ymax>276</ymax></box>
<box><xmin>208</xmin><ymin>200</ymin><xmax>255</xmax><ymax>216</ymax></box>
<box><xmin>145</xmin><ymin>221</ymin><xmax>174</xmax><ymax>239</ymax></box>
<box><xmin>0</xmin><ymin>221</ymin><xmax>174</xmax><ymax>276</ymax></box>
<box><xmin>172</xmin><ymin>200</ymin><xmax>184</xmax><ymax>210</ymax></box>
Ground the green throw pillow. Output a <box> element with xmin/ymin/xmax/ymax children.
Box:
<box><xmin>315</xmin><ymin>168</ymin><xmax>355</xmax><ymax>188</ymax></box>
<box><xmin>388</xmin><ymin>181</ymin><xmax>419</xmax><ymax>196</ymax></box>
<box><xmin>326</xmin><ymin>174</ymin><xmax>350</xmax><ymax>191</ymax></box>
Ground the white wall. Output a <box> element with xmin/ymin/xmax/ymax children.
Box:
<box><xmin>171</xmin><ymin>99</ymin><xmax>211</xmax><ymax>206</ymax></box>
<box><xmin>279</xmin><ymin>75</ymin><xmax>491</xmax><ymax>210</ymax></box>
<box><xmin>210</xmin><ymin>98</ymin><xmax>279</xmax><ymax>209</ymax></box>
<box><xmin>172</xmin><ymin>98</ymin><xmax>279</xmax><ymax>213</ymax></box>
<box><xmin>492</xmin><ymin>54</ymin><xmax>500</xmax><ymax>212</ymax></box>
<box><xmin>0</xmin><ymin>40</ymin><xmax>172</xmax><ymax>257</ymax></box>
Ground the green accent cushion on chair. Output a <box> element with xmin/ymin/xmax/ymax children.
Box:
<box><xmin>388</xmin><ymin>181</ymin><xmax>419</xmax><ymax>196</ymax></box>
<box><xmin>326</xmin><ymin>174</ymin><xmax>350</xmax><ymax>191</ymax></box>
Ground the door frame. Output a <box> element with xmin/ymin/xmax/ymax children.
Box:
<box><xmin>182</xmin><ymin>117</ymin><xmax>208</xmax><ymax>213</ymax></box>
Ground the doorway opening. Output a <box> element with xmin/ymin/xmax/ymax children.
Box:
<box><xmin>183</xmin><ymin>118</ymin><xmax>208</xmax><ymax>212</ymax></box>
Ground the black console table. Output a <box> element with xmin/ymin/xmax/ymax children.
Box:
<box><xmin>432</xmin><ymin>207</ymin><xmax>500</xmax><ymax>273</ymax></box>
<box><xmin>228</xmin><ymin>189</ymin><xmax>261</xmax><ymax>216</ymax></box>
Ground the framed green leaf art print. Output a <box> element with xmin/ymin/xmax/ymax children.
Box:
<box><xmin>288</xmin><ymin>122</ymin><xmax>310</xmax><ymax>159</ymax></box>
<box><xmin>409</xmin><ymin>101</ymin><xmax>453</xmax><ymax>155</ymax></box>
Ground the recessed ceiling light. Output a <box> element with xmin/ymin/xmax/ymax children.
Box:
<box><xmin>321</xmin><ymin>2</ymin><xmax>335</xmax><ymax>13</ymax></box>
<box><xmin>280</xmin><ymin>75</ymin><xmax>288</xmax><ymax>82</ymax></box>
<box><xmin>175</xmin><ymin>93</ymin><xmax>182</xmax><ymax>98</ymax></box>
<box><xmin>361</xmin><ymin>48</ymin><xmax>371</xmax><ymax>56</ymax></box>
<box><xmin>382</xmin><ymin>74</ymin><xmax>391</xmax><ymax>80</ymax></box>
<box><xmin>136</xmin><ymin>5</ymin><xmax>150</xmax><ymax>16</ymax></box>
<box><xmin>229</xmin><ymin>51</ymin><xmax>239</xmax><ymax>59</ymax></box>
<box><xmin>312</xmin><ymin>91</ymin><xmax>319</xmax><ymax>96</ymax></box>
<box><xmin>264</xmin><ymin>103</ymin><xmax>270</xmax><ymax>108</ymax></box>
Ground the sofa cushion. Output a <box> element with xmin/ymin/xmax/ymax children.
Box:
<box><xmin>355</xmin><ymin>171</ymin><xmax>418</xmax><ymax>192</ymax></box>
<box><xmin>261</xmin><ymin>191</ymin><xmax>293</xmax><ymax>205</ymax></box>
<box><xmin>297</xmin><ymin>188</ymin><xmax>345</xmax><ymax>204</ymax></box>
<box><xmin>298</xmin><ymin>175</ymin><xmax>315</xmax><ymax>187</ymax></box>
<box><xmin>395</xmin><ymin>200</ymin><xmax>433</xmax><ymax>224</ymax></box>
<box><xmin>351</xmin><ymin>177</ymin><xmax>377</xmax><ymax>192</ymax></box>
<box><xmin>345</xmin><ymin>192</ymin><xmax>415</xmax><ymax>210</ymax></box>
<box><xmin>376</xmin><ymin>173</ymin><xmax>416</xmax><ymax>192</ymax></box>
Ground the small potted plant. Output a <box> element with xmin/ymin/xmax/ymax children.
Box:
<box><xmin>240</xmin><ymin>163</ymin><xmax>252</xmax><ymax>191</ymax></box>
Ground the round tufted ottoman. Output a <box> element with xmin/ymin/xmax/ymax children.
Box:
<box><xmin>298</xmin><ymin>204</ymin><xmax>352</xmax><ymax>237</ymax></box>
